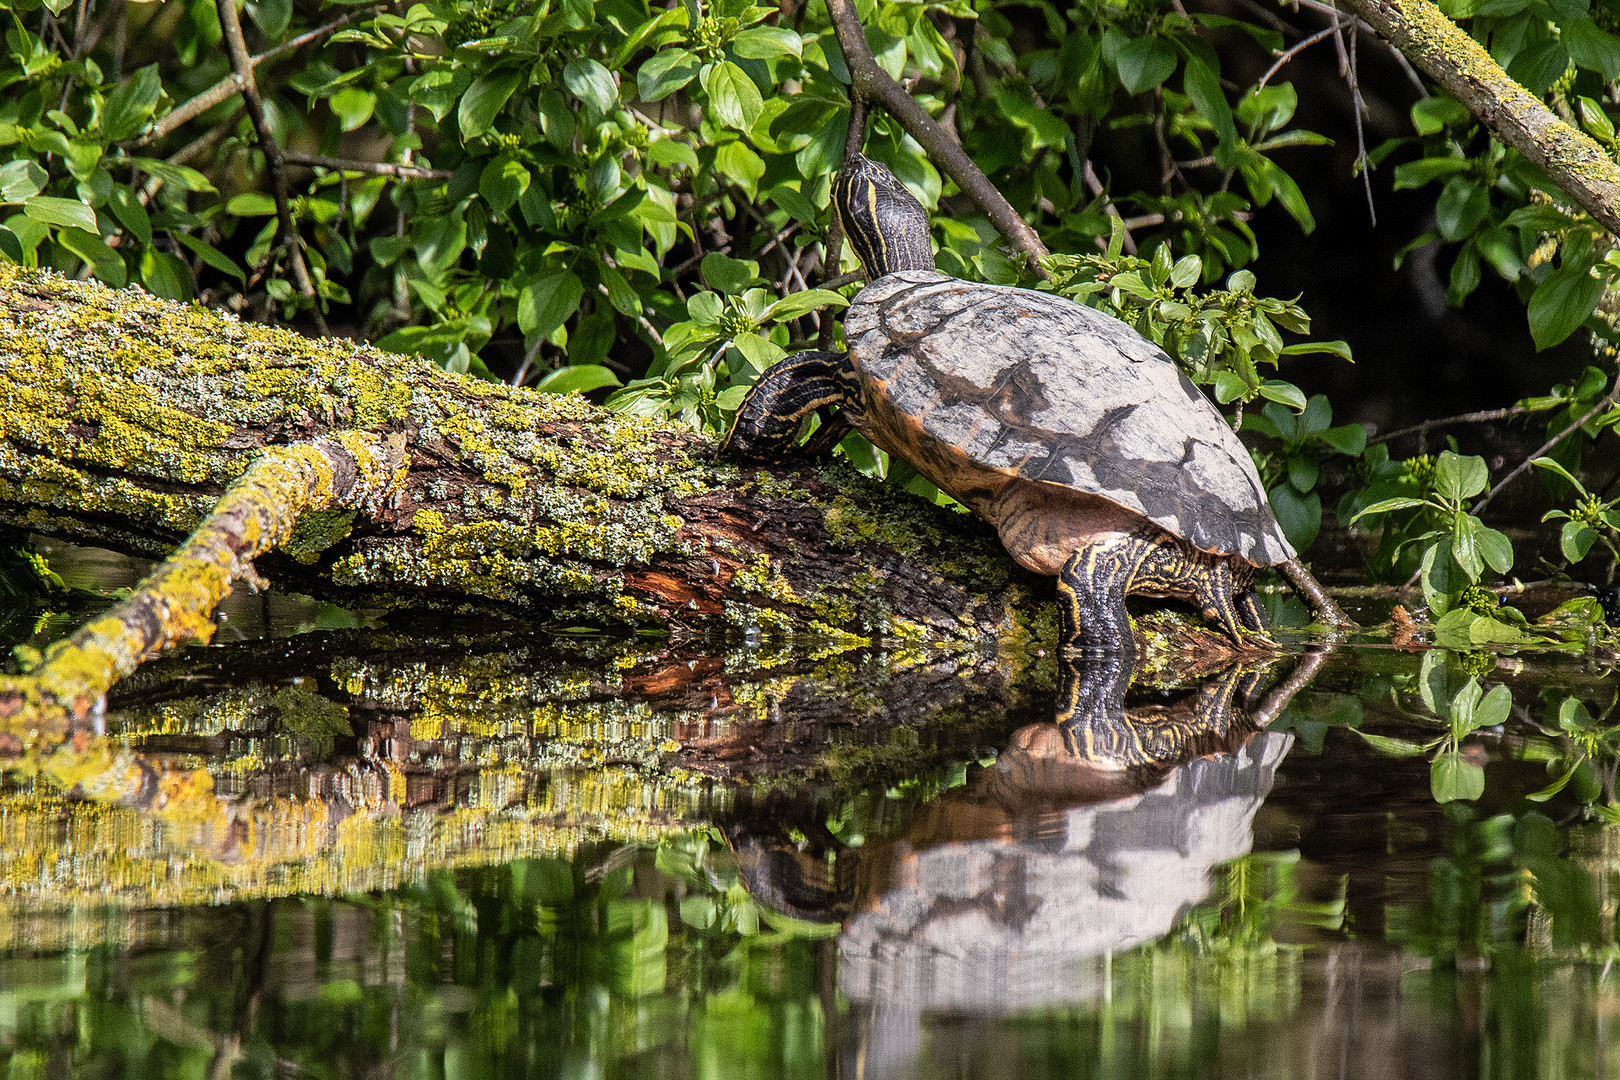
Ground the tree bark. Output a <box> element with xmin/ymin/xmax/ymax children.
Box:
<box><xmin>1342</xmin><ymin>0</ymin><xmax>1620</xmax><ymax>237</ymax></box>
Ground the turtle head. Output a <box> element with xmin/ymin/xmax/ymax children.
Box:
<box><xmin>834</xmin><ymin>154</ymin><xmax>935</xmax><ymax>278</ymax></box>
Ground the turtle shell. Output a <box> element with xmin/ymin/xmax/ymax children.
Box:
<box><xmin>843</xmin><ymin>270</ymin><xmax>1295</xmax><ymax>566</ymax></box>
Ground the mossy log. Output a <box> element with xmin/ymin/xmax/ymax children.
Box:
<box><xmin>0</xmin><ymin>625</ymin><xmax>1039</xmax><ymax>913</ymax></box>
<box><xmin>1</xmin><ymin>266</ymin><xmax>1034</xmax><ymax>631</ymax></box>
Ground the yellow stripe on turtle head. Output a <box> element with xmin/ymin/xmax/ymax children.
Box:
<box><xmin>834</xmin><ymin>154</ymin><xmax>935</xmax><ymax>279</ymax></box>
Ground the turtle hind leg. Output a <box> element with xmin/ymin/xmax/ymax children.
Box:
<box><xmin>1192</xmin><ymin>553</ymin><xmax>1276</xmax><ymax>647</ymax></box>
<box><xmin>719</xmin><ymin>350</ymin><xmax>859</xmax><ymax>462</ymax></box>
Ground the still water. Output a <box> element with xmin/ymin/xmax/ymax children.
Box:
<box><xmin>0</xmin><ymin>581</ymin><xmax>1616</xmax><ymax>1078</ymax></box>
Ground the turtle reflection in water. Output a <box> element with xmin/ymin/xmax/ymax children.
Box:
<box><xmin>729</xmin><ymin>652</ymin><xmax>1317</xmax><ymax>938</ymax></box>
<box><xmin>723</xmin><ymin>154</ymin><xmax>1297</xmax><ymax>657</ymax></box>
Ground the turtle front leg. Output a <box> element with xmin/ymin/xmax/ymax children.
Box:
<box><xmin>1056</xmin><ymin>543</ymin><xmax>1138</xmax><ymax>658</ymax></box>
<box><xmin>719</xmin><ymin>350</ymin><xmax>862</xmax><ymax>462</ymax></box>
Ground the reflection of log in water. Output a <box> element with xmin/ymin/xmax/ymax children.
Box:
<box><xmin>0</xmin><ymin>629</ymin><xmax>1042</xmax><ymax>917</ymax></box>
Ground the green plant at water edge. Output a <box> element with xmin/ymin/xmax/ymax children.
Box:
<box><xmin>1348</xmin><ymin>451</ymin><xmax>1532</xmax><ymax>644</ymax></box>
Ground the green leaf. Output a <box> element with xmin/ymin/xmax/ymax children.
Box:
<box><xmin>106</xmin><ymin>183</ymin><xmax>150</xmax><ymax>245</ymax></box>
<box><xmin>599</xmin><ymin>261</ymin><xmax>641</xmax><ymax>317</ymax></box>
<box><xmin>458</xmin><ymin>69</ymin><xmax>522</xmax><ymax>139</ymax></box>
<box><xmin>22</xmin><ymin>196</ymin><xmax>97</xmax><ymax>232</ymax></box>
<box><xmin>647</xmin><ymin>139</ymin><xmax>700</xmax><ymax>171</ymax></box>
<box><xmin>732</xmin><ymin>26</ymin><xmax>802</xmax><ymax>60</ymax></box>
<box><xmin>1267</xmin><ymin>482</ymin><xmax>1321</xmax><ymax>550</ymax></box>
<box><xmin>1410</xmin><ymin>95</ymin><xmax>1471</xmax><ymax>135</ymax></box>
<box><xmin>1563</xmin><ymin>17</ymin><xmax>1620</xmax><ymax>80</ymax></box>
<box><xmin>128</xmin><ymin>157</ymin><xmax>216</xmax><ymax>193</ymax></box>
<box><xmin>767</xmin><ymin>184</ymin><xmax>817</xmax><ymax>226</ymax></box>
<box><xmin>534</xmin><ymin>364</ymin><xmax>621</xmax><ymax>395</ymax></box>
<box><xmin>480</xmin><ymin>155</ymin><xmax>530</xmax><ymax>214</ymax></box>
<box><xmin>0</xmin><ymin>160</ymin><xmax>46</xmax><ymax>203</ymax></box>
<box><xmin>563</xmin><ymin>58</ymin><xmax>618</xmax><ymax>116</ymax></box>
<box><xmin>1392</xmin><ymin>156</ymin><xmax>1473</xmax><ymax>189</ymax></box>
<box><xmin>703</xmin><ymin>61</ymin><xmax>763</xmax><ymax>131</ymax></box>
<box><xmin>1434</xmin><ymin>176</ymin><xmax>1489</xmax><ymax>241</ymax></box>
<box><xmin>1116</xmin><ymin>36</ymin><xmax>1178</xmax><ymax>95</ymax></box>
<box><xmin>226</xmin><ymin>192</ymin><xmax>278</xmax><ymax>216</ymax></box>
<box><xmin>1353</xmin><ymin>731</ymin><xmax>1429</xmax><ymax>757</ymax></box>
<box><xmin>639</xmin><ymin>49</ymin><xmax>703</xmax><ymax>102</ymax></box>
<box><xmin>329</xmin><ymin>86</ymin><xmax>377</xmax><ymax>132</ymax></box>
<box><xmin>1561</xmin><ymin>520</ymin><xmax>1598</xmax><ymax>561</ymax></box>
<box><xmin>138</xmin><ymin>246</ymin><xmax>189</xmax><ymax>299</ymax></box>
<box><xmin>1348</xmin><ymin>496</ymin><xmax>1428</xmax><ymax>523</ymax></box>
<box><xmin>519</xmin><ymin>269</ymin><xmax>585</xmax><ymax>339</ymax></box>
<box><xmin>1475</xmin><ymin>683</ymin><xmax>1512</xmax><ymax>728</ymax></box>
<box><xmin>1526</xmin><ymin>766</ymin><xmax>1579</xmax><ymax>803</ymax></box>
<box><xmin>1468</xmin><ymin>614</ymin><xmax>1524</xmax><ymax>644</ymax></box>
<box><xmin>1420</xmin><ymin>543</ymin><xmax>1456</xmax><ymax>614</ymax></box>
<box><xmin>1527</xmin><ymin>257</ymin><xmax>1605</xmax><ymax>350</ymax></box>
<box><xmin>764</xmin><ymin>289</ymin><xmax>849</xmax><ymax>321</ymax></box>
<box><xmin>730</xmin><ymin>332</ymin><xmax>786</xmax><ymax>372</ymax></box>
<box><xmin>701</xmin><ymin>251</ymin><xmax>757</xmax><ymax>294</ymax></box>
<box><xmin>1530</xmin><ymin>455</ymin><xmax>1589</xmax><ymax>494</ymax></box>
<box><xmin>1258</xmin><ymin>379</ymin><xmax>1307</xmax><ymax>411</ymax></box>
<box><xmin>1431</xmin><ymin>752</ymin><xmax>1485</xmax><ymax>803</ymax></box>
<box><xmin>1451</xmin><ymin>512</ymin><xmax>1484</xmax><ymax>580</ymax></box>
<box><xmin>1476</xmin><ymin>526</ymin><xmax>1513</xmax><ymax>574</ymax></box>
<box><xmin>1183</xmin><ymin>56</ymin><xmax>1237</xmax><ymax>151</ymax></box>
<box><xmin>174</xmin><ymin>233</ymin><xmax>243</xmax><ymax>281</ymax></box>
<box><xmin>101</xmin><ymin>63</ymin><xmax>164</xmax><ymax>142</ymax></box>
<box><xmin>1434</xmin><ymin>451</ymin><xmax>1489</xmax><ymax>502</ymax></box>
<box><xmin>57</xmin><ymin>226</ymin><xmax>124</xmax><ymax>286</ymax></box>
<box><xmin>1317</xmin><ymin>423</ymin><xmax>1367</xmax><ymax>455</ymax></box>
<box><xmin>1277</xmin><ymin>340</ymin><xmax>1352</xmax><ymax>364</ymax></box>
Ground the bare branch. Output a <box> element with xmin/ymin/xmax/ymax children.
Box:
<box><xmin>137</xmin><ymin>8</ymin><xmax>382</xmax><ymax>147</ymax></box>
<box><xmin>1473</xmin><ymin>376</ymin><xmax>1620</xmax><ymax>514</ymax></box>
<box><xmin>1370</xmin><ymin>403</ymin><xmax>1547</xmax><ymax>446</ymax></box>
<box><xmin>215</xmin><ymin>0</ymin><xmax>328</xmax><ymax>334</ymax></box>
<box><xmin>0</xmin><ymin>434</ymin><xmax>405</xmax><ymax>731</ymax></box>
<box><xmin>281</xmin><ymin>151</ymin><xmax>452</xmax><ymax>180</ymax></box>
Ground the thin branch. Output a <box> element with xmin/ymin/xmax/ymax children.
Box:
<box><xmin>1370</xmin><ymin>403</ymin><xmax>1545</xmax><ymax>446</ymax></box>
<box><xmin>823</xmin><ymin>0</ymin><xmax>1050</xmax><ymax>276</ymax></box>
<box><xmin>1083</xmin><ymin>161</ymin><xmax>1137</xmax><ymax>255</ymax></box>
<box><xmin>0</xmin><ymin>434</ymin><xmax>405</xmax><ymax>731</ymax></box>
<box><xmin>1473</xmin><ymin>379</ymin><xmax>1620</xmax><ymax>514</ymax></box>
<box><xmin>1344</xmin><ymin>10</ymin><xmax>1377</xmax><ymax>226</ymax></box>
<box><xmin>215</xmin><ymin>0</ymin><xmax>328</xmax><ymax>335</ymax></box>
<box><xmin>1256</xmin><ymin>23</ymin><xmax>1342</xmax><ymax>91</ymax></box>
<box><xmin>136</xmin><ymin>8</ymin><xmax>382</xmax><ymax>147</ymax></box>
<box><xmin>281</xmin><ymin>151</ymin><xmax>452</xmax><ymax>180</ymax></box>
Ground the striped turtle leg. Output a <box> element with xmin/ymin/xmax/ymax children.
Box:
<box><xmin>719</xmin><ymin>350</ymin><xmax>861</xmax><ymax>462</ymax></box>
<box><xmin>1056</xmin><ymin>541</ymin><xmax>1143</xmax><ymax>658</ymax></box>
<box><xmin>1058</xmin><ymin>528</ymin><xmax>1277</xmax><ymax>654</ymax></box>
<box><xmin>1236</xmin><ymin>586</ymin><xmax>1268</xmax><ymax>634</ymax></box>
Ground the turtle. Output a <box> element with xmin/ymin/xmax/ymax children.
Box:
<box><xmin>721</xmin><ymin>153</ymin><xmax>1296</xmax><ymax>657</ymax></box>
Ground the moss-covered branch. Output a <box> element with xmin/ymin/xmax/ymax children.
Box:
<box><xmin>1343</xmin><ymin>0</ymin><xmax>1620</xmax><ymax>236</ymax></box>
<box><xmin>1</xmin><ymin>434</ymin><xmax>405</xmax><ymax>729</ymax></box>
